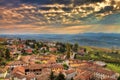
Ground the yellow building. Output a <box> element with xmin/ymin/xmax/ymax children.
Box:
<box><xmin>51</xmin><ymin>64</ymin><xmax>64</xmax><ymax>73</ymax></box>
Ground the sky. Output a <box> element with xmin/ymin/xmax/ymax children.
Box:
<box><xmin>0</xmin><ymin>0</ymin><xmax>120</xmax><ymax>34</ymax></box>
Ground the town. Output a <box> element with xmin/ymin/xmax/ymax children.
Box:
<box><xmin>0</xmin><ymin>38</ymin><xmax>120</xmax><ymax>80</ymax></box>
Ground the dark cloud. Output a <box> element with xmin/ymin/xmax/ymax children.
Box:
<box><xmin>98</xmin><ymin>6</ymin><xmax>114</xmax><ymax>13</ymax></box>
<box><xmin>0</xmin><ymin>0</ymin><xmax>120</xmax><ymax>34</ymax></box>
<box><xmin>14</xmin><ymin>0</ymin><xmax>105</xmax><ymax>5</ymax></box>
<box><xmin>0</xmin><ymin>0</ymin><xmax>21</xmax><ymax>7</ymax></box>
<box><xmin>0</xmin><ymin>0</ymin><xmax>120</xmax><ymax>26</ymax></box>
<box><xmin>0</xmin><ymin>0</ymin><xmax>106</xmax><ymax>8</ymax></box>
<box><xmin>20</xmin><ymin>0</ymin><xmax>53</xmax><ymax>4</ymax></box>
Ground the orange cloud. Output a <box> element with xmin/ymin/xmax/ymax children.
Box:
<box><xmin>0</xmin><ymin>24</ymin><xmax>91</xmax><ymax>34</ymax></box>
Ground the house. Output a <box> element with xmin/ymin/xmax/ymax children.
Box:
<box><xmin>20</xmin><ymin>55</ymin><xmax>37</xmax><ymax>64</ymax></box>
<box><xmin>49</xmin><ymin>47</ymin><xmax>57</xmax><ymax>52</ymax></box>
<box><xmin>0</xmin><ymin>38</ymin><xmax>6</xmax><ymax>43</ymax></box>
<box><xmin>25</xmin><ymin>49</ymin><xmax>33</xmax><ymax>54</ymax></box>
<box><xmin>69</xmin><ymin>59</ymin><xmax>81</xmax><ymax>68</ymax></box>
<box><xmin>12</xmin><ymin>66</ymin><xmax>25</xmax><ymax>75</ymax></box>
<box><xmin>74</xmin><ymin>74</ymin><xmax>91</xmax><ymax>80</ymax></box>
<box><xmin>10</xmin><ymin>50</ymin><xmax>21</xmax><ymax>58</ymax></box>
<box><xmin>25</xmin><ymin>73</ymin><xmax>36</xmax><ymax>80</ymax></box>
<box><xmin>20</xmin><ymin>56</ymin><xmax>31</xmax><ymax>63</ymax></box>
<box><xmin>75</xmin><ymin>61</ymin><xmax>119</xmax><ymax>80</ymax></box>
<box><xmin>29</xmin><ymin>42</ymin><xmax>34</xmax><ymax>45</ymax></box>
<box><xmin>6</xmin><ymin>39</ymin><xmax>14</xmax><ymax>45</ymax></box>
<box><xmin>103</xmin><ymin>78</ymin><xmax>117</xmax><ymax>80</ymax></box>
<box><xmin>47</xmin><ymin>42</ymin><xmax>56</xmax><ymax>47</ymax></box>
<box><xmin>93</xmin><ymin>68</ymin><xmax>119</xmax><ymax>80</ymax></box>
<box><xmin>74</xmin><ymin>70</ymin><xmax>93</xmax><ymax>80</ymax></box>
<box><xmin>7</xmin><ymin>61</ymin><xmax>28</xmax><ymax>69</ymax></box>
<box><xmin>36</xmin><ymin>58</ymin><xmax>49</xmax><ymax>64</ymax></box>
<box><xmin>38</xmin><ymin>54</ymin><xmax>57</xmax><ymax>64</ymax></box>
<box><xmin>12</xmin><ymin>66</ymin><xmax>26</xmax><ymax>80</ymax></box>
<box><xmin>7</xmin><ymin>45</ymin><xmax>17</xmax><ymax>51</ymax></box>
<box><xmin>76</xmin><ymin>61</ymin><xmax>119</xmax><ymax>80</ymax></box>
<box><xmin>12</xmin><ymin>66</ymin><xmax>36</xmax><ymax>80</ymax></box>
<box><xmin>51</xmin><ymin>64</ymin><xmax>64</xmax><ymax>73</ymax></box>
<box><xmin>0</xmin><ymin>68</ymin><xmax>7</xmax><ymax>78</ymax></box>
<box><xmin>36</xmin><ymin>72</ymin><xmax>50</xmax><ymax>80</ymax></box>
<box><xmin>49</xmin><ymin>54</ymin><xmax>57</xmax><ymax>60</ymax></box>
<box><xmin>12</xmin><ymin>64</ymin><xmax>48</xmax><ymax>80</ymax></box>
<box><xmin>94</xmin><ymin>61</ymin><xmax>107</xmax><ymax>67</ymax></box>
<box><xmin>58</xmin><ymin>54</ymin><xmax>66</xmax><ymax>60</ymax></box>
<box><xmin>40</xmin><ymin>47</ymin><xmax>47</xmax><ymax>51</ymax></box>
<box><xmin>63</xmin><ymin>69</ymin><xmax>77</xmax><ymax>80</ymax></box>
<box><xmin>6</xmin><ymin>45</ymin><xmax>20</xmax><ymax>57</ymax></box>
<box><xmin>24</xmin><ymin>64</ymin><xmax>43</xmax><ymax>75</ymax></box>
<box><xmin>17</xmin><ymin>44</ymin><xmax>26</xmax><ymax>50</ymax></box>
<box><xmin>12</xmin><ymin>74</ymin><xmax>26</xmax><ymax>80</ymax></box>
<box><xmin>77</xmin><ymin>48</ymin><xmax>86</xmax><ymax>56</ymax></box>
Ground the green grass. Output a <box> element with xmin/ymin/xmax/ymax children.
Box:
<box><xmin>107</xmin><ymin>63</ymin><xmax>120</xmax><ymax>73</ymax></box>
<box><xmin>90</xmin><ymin>54</ymin><xmax>98</xmax><ymax>59</ymax></box>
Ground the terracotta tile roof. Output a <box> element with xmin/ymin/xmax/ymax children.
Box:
<box><xmin>24</xmin><ymin>64</ymin><xmax>42</xmax><ymax>70</ymax></box>
<box><xmin>18</xmin><ymin>44</ymin><xmax>25</xmax><ymax>48</ymax></box>
<box><xmin>25</xmin><ymin>73</ymin><xmax>35</xmax><ymax>79</ymax></box>
<box><xmin>20</xmin><ymin>56</ymin><xmax>31</xmax><ymax>63</ymax></box>
<box><xmin>36</xmin><ymin>72</ymin><xmax>50</xmax><ymax>80</ymax></box>
<box><xmin>25</xmin><ymin>49</ymin><xmax>32</xmax><ymax>53</ymax></box>
<box><xmin>12</xmin><ymin>67</ymin><xmax>26</xmax><ymax>79</ymax></box>
<box><xmin>42</xmin><ymin>64</ymin><xmax>51</xmax><ymax>68</ymax></box>
<box><xmin>77</xmin><ymin>63</ymin><xmax>116</xmax><ymax>76</ymax></box>
<box><xmin>8</xmin><ymin>61</ymin><xmax>27</xmax><ymax>66</ymax></box>
<box><xmin>49</xmin><ymin>47</ymin><xmax>57</xmax><ymax>52</ymax></box>
<box><xmin>51</xmin><ymin>64</ymin><xmax>64</xmax><ymax>69</ymax></box>
<box><xmin>0</xmin><ymin>68</ymin><xmax>6</xmax><ymax>73</ymax></box>
<box><xmin>103</xmin><ymin>78</ymin><xmax>116</xmax><ymax>80</ymax></box>
<box><xmin>95</xmin><ymin>68</ymin><xmax>116</xmax><ymax>76</ymax></box>
<box><xmin>0</xmin><ymin>38</ymin><xmax>6</xmax><ymax>41</ymax></box>
<box><xmin>12</xmin><ymin>72</ymin><xmax>25</xmax><ymax>79</ymax></box>
<box><xmin>36</xmin><ymin>58</ymin><xmax>49</xmax><ymax>61</ymax></box>
<box><xmin>74</xmin><ymin>70</ymin><xmax>93</xmax><ymax>80</ymax></box>
<box><xmin>12</xmin><ymin>66</ymin><xmax>25</xmax><ymax>75</ymax></box>
<box><xmin>65</xmin><ymin>69</ymin><xmax>75</xmax><ymax>75</ymax></box>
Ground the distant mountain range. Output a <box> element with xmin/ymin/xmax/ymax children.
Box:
<box><xmin>0</xmin><ymin>33</ymin><xmax>120</xmax><ymax>48</ymax></box>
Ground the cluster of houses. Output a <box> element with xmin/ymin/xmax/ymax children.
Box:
<box><xmin>6</xmin><ymin>39</ymin><xmax>59</xmax><ymax>57</ymax></box>
<box><xmin>0</xmin><ymin>38</ymin><xmax>119</xmax><ymax>80</ymax></box>
<box><xmin>1</xmin><ymin>55</ymin><xmax>119</xmax><ymax>80</ymax></box>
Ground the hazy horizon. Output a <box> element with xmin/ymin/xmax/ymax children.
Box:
<box><xmin>0</xmin><ymin>33</ymin><xmax>120</xmax><ymax>48</ymax></box>
<box><xmin>0</xmin><ymin>32</ymin><xmax>120</xmax><ymax>35</ymax></box>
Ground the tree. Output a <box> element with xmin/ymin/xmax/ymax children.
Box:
<box><xmin>118</xmin><ymin>76</ymin><xmax>120</xmax><ymax>80</ymax></box>
<box><xmin>94</xmin><ymin>52</ymin><xmax>100</xmax><ymax>56</ymax></box>
<box><xmin>90</xmin><ymin>77</ymin><xmax>96</xmax><ymax>80</ymax></box>
<box><xmin>73</xmin><ymin>43</ymin><xmax>79</xmax><ymax>52</ymax></box>
<box><xmin>71</xmin><ymin>77</ymin><xmax>74</xmax><ymax>80</ymax></box>
<box><xmin>0</xmin><ymin>49</ymin><xmax>5</xmax><ymax>57</ymax></box>
<box><xmin>63</xmin><ymin>64</ymin><xmax>69</xmax><ymax>70</ymax></box>
<box><xmin>0</xmin><ymin>60</ymin><xmax>6</xmax><ymax>66</ymax></box>
<box><xmin>5</xmin><ymin>49</ymin><xmax>10</xmax><ymax>59</ymax></box>
<box><xmin>74</xmin><ymin>54</ymin><xmax>77</xmax><ymax>59</ymax></box>
<box><xmin>41</xmin><ymin>48</ymin><xmax>46</xmax><ymax>53</ymax></box>
<box><xmin>66</xmin><ymin>43</ymin><xmax>71</xmax><ymax>59</ymax></box>
<box><xmin>55</xmin><ymin>72</ymin><xmax>66</xmax><ymax>80</ymax></box>
<box><xmin>0</xmin><ymin>58</ymin><xmax>6</xmax><ymax>66</ymax></box>
<box><xmin>49</xmin><ymin>71</ymin><xmax>55</xmax><ymax>80</ymax></box>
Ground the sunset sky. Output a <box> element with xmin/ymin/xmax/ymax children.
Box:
<box><xmin>0</xmin><ymin>0</ymin><xmax>120</xmax><ymax>34</ymax></box>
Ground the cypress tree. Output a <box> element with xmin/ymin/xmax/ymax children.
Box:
<box><xmin>49</xmin><ymin>71</ymin><xmax>55</xmax><ymax>80</ymax></box>
<box><xmin>55</xmin><ymin>72</ymin><xmax>66</xmax><ymax>80</ymax></box>
<box><xmin>5</xmin><ymin>49</ymin><xmax>10</xmax><ymax>60</ymax></box>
